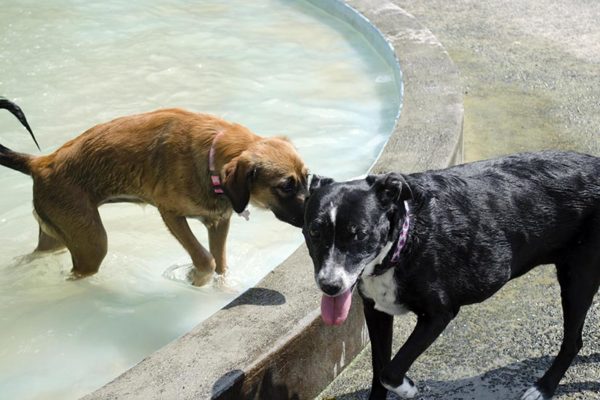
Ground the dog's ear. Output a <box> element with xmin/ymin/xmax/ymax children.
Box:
<box><xmin>309</xmin><ymin>174</ymin><xmax>335</xmax><ymax>195</ymax></box>
<box><xmin>367</xmin><ymin>172</ymin><xmax>412</xmax><ymax>205</ymax></box>
<box><xmin>222</xmin><ymin>157</ymin><xmax>257</xmax><ymax>213</ymax></box>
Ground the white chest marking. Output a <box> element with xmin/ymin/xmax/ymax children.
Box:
<box><xmin>360</xmin><ymin>268</ymin><xmax>408</xmax><ymax>315</ymax></box>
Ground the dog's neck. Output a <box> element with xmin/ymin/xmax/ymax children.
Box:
<box><xmin>369</xmin><ymin>201</ymin><xmax>411</xmax><ymax>276</ymax></box>
<box><xmin>208</xmin><ymin>127</ymin><xmax>261</xmax><ymax>177</ymax></box>
<box><xmin>209</xmin><ymin>129</ymin><xmax>257</xmax><ymax>220</ymax></box>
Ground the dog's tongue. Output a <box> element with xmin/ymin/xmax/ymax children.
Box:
<box><xmin>321</xmin><ymin>288</ymin><xmax>352</xmax><ymax>326</ymax></box>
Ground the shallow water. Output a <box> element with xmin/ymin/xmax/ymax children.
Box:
<box><xmin>0</xmin><ymin>1</ymin><xmax>400</xmax><ymax>399</ymax></box>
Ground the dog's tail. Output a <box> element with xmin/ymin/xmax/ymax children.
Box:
<box><xmin>0</xmin><ymin>98</ymin><xmax>39</xmax><ymax>175</ymax></box>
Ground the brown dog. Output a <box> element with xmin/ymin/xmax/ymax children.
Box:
<box><xmin>0</xmin><ymin>100</ymin><xmax>308</xmax><ymax>285</ymax></box>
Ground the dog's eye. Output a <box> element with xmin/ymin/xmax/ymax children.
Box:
<box><xmin>355</xmin><ymin>230</ymin><xmax>367</xmax><ymax>241</ymax></box>
<box><xmin>279</xmin><ymin>178</ymin><xmax>295</xmax><ymax>193</ymax></box>
<box><xmin>350</xmin><ymin>226</ymin><xmax>367</xmax><ymax>241</ymax></box>
<box><xmin>308</xmin><ymin>223</ymin><xmax>321</xmax><ymax>238</ymax></box>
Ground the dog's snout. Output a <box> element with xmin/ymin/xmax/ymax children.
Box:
<box><xmin>319</xmin><ymin>280</ymin><xmax>343</xmax><ymax>296</ymax></box>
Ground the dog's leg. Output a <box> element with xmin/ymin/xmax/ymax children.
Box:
<box><xmin>160</xmin><ymin>210</ymin><xmax>215</xmax><ymax>286</ymax></box>
<box><xmin>206</xmin><ymin>217</ymin><xmax>230</xmax><ymax>275</ymax></box>
<box><xmin>32</xmin><ymin>209</ymin><xmax>66</xmax><ymax>252</ymax></box>
<box><xmin>363</xmin><ymin>298</ymin><xmax>393</xmax><ymax>400</ymax></box>
<box><xmin>64</xmin><ymin>206</ymin><xmax>107</xmax><ymax>278</ymax></box>
<box><xmin>34</xmin><ymin>189</ymin><xmax>107</xmax><ymax>277</ymax></box>
<box><xmin>35</xmin><ymin>226</ymin><xmax>66</xmax><ymax>252</ymax></box>
<box><xmin>380</xmin><ymin>311</ymin><xmax>455</xmax><ymax>398</ymax></box>
<box><xmin>59</xmin><ymin>220</ymin><xmax>107</xmax><ymax>278</ymax></box>
<box><xmin>522</xmin><ymin>258</ymin><xmax>600</xmax><ymax>400</ymax></box>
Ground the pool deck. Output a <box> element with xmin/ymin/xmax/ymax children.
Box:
<box><xmin>319</xmin><ymin>1</ymin><xmax>600</xmax><ymax>399</ymax></box>
<box><xmin>83</xmin><ymin>0</ymin><xmax>463</xmax><ymax>399</ymax></box>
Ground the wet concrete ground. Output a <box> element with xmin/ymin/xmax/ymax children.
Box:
<box><xmin>318</xmin><ymin>0</ymin><xmax>600</xmax><ymax>399</ymax></box>
<box><xmin>402</xmin><ymin>0</ymin><xmax>600</xmax><ymax>162</ymax></box>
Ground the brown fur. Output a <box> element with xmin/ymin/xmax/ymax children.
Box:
<box><xmin>2</xmin><ymin>108</ymin><xmax>308</xmax><ymax>285</ymax></box>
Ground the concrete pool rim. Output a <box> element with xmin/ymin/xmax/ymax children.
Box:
<box><xmin>83</xmin><ymin>0</ymin><xmax>464</xmax><ymax>399</ymax></box>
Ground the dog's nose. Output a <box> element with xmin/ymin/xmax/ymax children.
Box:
<box><xmin>320</xmin><ymin>281</ymin><xmax>343</xmax><ymax>296</ymax></box>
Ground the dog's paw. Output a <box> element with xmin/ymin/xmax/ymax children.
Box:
<box><xmin>367</xmin><ymin>386</ymin><xmax>388</xmax><ymax>400</ymax></box>
<box><xmin>382</xmin><ymin>377</ymin><xmax>418</xmax><ymax>399</ymax></box>
<box><xmin>66</xmin><ymin>273</ymin><xmax>84</xmax><ymax>281</ymax></box>
<box><xmin>67</xmin><ymin>270</ymin><xmax>93</xmax><ymax>281</ymax></box>
<box><xmin>521</xmin><ymin>385</ymin><xmax>551</xmax><ymax>400</ymax></box>
<box><xmin>189</xmin><ymin>268</ymin><xmax>214</xmax><ymax>287</ymax></box>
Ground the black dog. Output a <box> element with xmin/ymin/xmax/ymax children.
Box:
<box><xmin>303</xmin><ymin>151</ymin><xmax>600</xmax><ymax>400</ymax></box>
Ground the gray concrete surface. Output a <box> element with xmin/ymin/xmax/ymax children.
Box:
<box><xmin>318</xmin><ymin>1</ymin><xmax>600</xmax><ymax>399</ymax></box>
<box><xmin>397</xmin><ymin>0</ymin><xmax>600</xmax><ymax>162</ymax></box>
<box><xmin>83</xmin><ymin>1</ymin><xmax>463</xmax><ymax>399</ymax></box>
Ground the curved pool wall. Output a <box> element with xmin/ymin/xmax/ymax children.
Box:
<box><xmin>306</xmin><ymin>0</ymin><xmax>404</xmax><ymax>126</ymax></box>
<box><xmin>84</xmin><ymin>1</ymin><xmax>463</xmax><ymax>399</ymax></box>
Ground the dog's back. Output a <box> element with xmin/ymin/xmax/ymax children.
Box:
<box><xmin>410</xmin><ymin>151</ymin><xmax>600</xmax><ymax>210</ymax></box>
<box><xmin>403</xmin><ymin>151</ymin><xmax>600</xmax><ymax>302</ymax></box>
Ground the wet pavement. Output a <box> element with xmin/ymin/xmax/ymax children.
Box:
<box><xmin>318</xmin><ymin>1</ymin><xmax>600</xmax><ymax>399</ymax></box>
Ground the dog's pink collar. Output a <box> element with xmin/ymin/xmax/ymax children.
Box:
<box><xmin>208</xmin><ymin>130</ymin><xmax>250</xmax><ymax>221</ymax></box>
<box><xmin>209</xmin><ymin>131</ymin><xmax>226</xmax><ymax>195</ymax></box>
<box><xmin>390</xmin><ymin>201</ymin><xmax>410</xmax><ymax>263</ymax></box>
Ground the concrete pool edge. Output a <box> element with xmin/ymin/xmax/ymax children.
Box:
<box><xmin>83</xmin><ymin>1</ymin><xmax>463</xmax><ymax>399</ymax></box>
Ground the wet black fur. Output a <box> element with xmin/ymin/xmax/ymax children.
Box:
<box><xmin>303</xmin><ymin>151</ymin><xmax>600</xmax><ymax>400</ymax></box>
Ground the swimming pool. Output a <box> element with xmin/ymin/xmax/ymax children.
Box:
<box><xmin>0</xmin><ymin>1</ymin><xmax>400</xmax><ymax>398</ymax></box>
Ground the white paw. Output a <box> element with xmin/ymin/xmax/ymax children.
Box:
<box><xmin>382</xmin><ymin>377</ymin><xmax>418</xmax><ymax>398</ymax></box>
<box><xmin>521</xmin><ymin>386</ymin><xmax>548</xmax><ymax>400</ymax></box>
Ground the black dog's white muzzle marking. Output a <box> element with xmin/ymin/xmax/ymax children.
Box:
<box><xmin>317</xmin><ymin>204</ymin><xmax>355</xmax><ymax>293</ymax></box>
<box><xmin>317</xmin><ymin>260</ymin><xmax>355</xmax><ymax>296</ymax></box>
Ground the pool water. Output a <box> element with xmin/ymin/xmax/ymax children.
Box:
<box><xmin>0</xmin><ymin>0</ymin><xmax>400</xmax><ymax>399</ymax></box>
